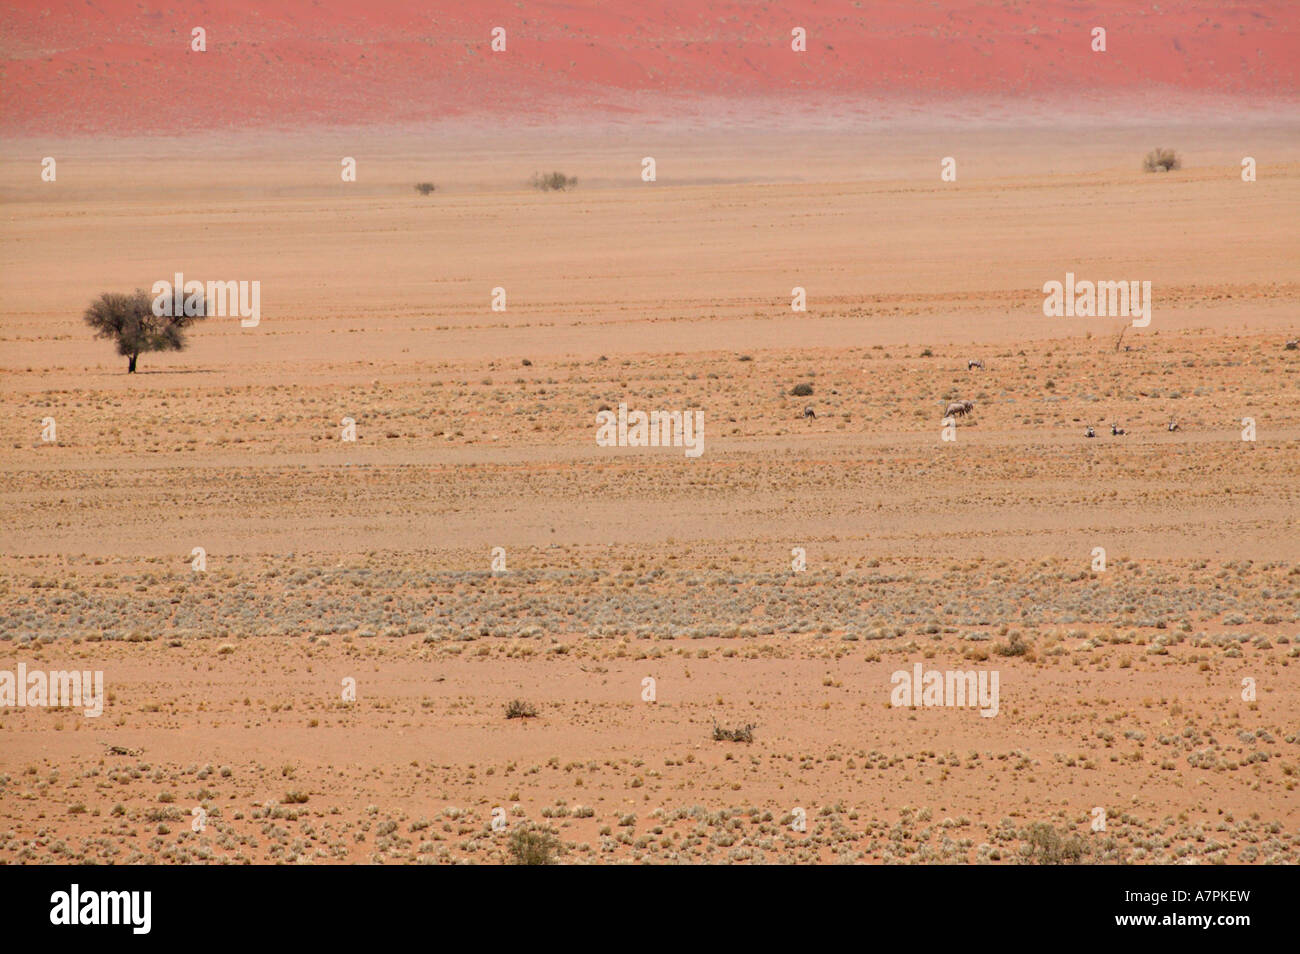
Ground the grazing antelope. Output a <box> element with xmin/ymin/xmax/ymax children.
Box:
<box><xmin>943</xmin><ymin>400</ymin><xmax>975</xmax><ymax>419</ymax></box>
<box><xmin>967</xmin><ymin>359</ymin><xmax>985</xmax><ymax>371</ymax></box>
<box><xmin>1111</xmin><ymin>422</ymin><xmax>1126</xmax><ymax>436</ymax></box>
<box><xmin>1085</xmin><ymin>424</ymin><xmax>1096</xmax><ymax>438</ymax></box>
<box><xmin>803</xmin><ymin>405</ymin><xmax>816</xmax><ymax>419</ymax></box>
<box><xmin>1167</xmin><ymin>419</ymin><xmax>1180</xmax><ymax>432</ymax></box>
<box><xmin>1285</xmin><ymin>339</ymin><xmax>1298</xmax><ymax>351</ymax></box>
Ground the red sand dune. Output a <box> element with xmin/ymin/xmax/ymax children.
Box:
<box><xmin>1</xmin><ymin>0</ymin><xmax>1298</xmax><ymax>134</ymax></box>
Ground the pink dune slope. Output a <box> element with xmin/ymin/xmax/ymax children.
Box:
<box><xmin>1</xmin><ymin>1</ymin><xmax>1297</xmax><ymax>134</ymax></box>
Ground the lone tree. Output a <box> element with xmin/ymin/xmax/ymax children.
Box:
<box><xmin>83</xmin><ymin>288</ymin><xmax>207</xmax><ymax>373</ymax></box>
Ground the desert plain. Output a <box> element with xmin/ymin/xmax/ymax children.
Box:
<box><xmin>1</xmin><ymin>119</ymin><xmax>1297</xmax><ymax>865</ymax></box>
<box><xmin>2</xmin><ymin>0</ymin><xmax>1299</xmax><ymax>865</ymax></box>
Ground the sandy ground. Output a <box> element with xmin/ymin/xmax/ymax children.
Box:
<box><xmin>1</xmin><ymin>123</ymin><xmax>1298</xmax><ymax>863</ymax></box>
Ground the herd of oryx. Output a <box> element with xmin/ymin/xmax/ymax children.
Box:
<box><xmin>941</xmin><ymin>358</ymin><xmax>1202</xmax><ymax>438</ymax></box>
<box><xmin>798</xmin><ymin>340</ymin><xmax>1296</xmax><ymax>432</ymax></box>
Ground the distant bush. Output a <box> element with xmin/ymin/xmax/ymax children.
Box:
<box><xmin>505</xmin><ymin>699</ymin><xmax>537</xmax><ymax>719</ymax></box>
<box><xmin>1143</xmin><ymin>148</ymin><xmax>1180</xmax><ymax>172</ymax></box>
<box><xmin>790</xmin><ymin>382</ymin><xmax>814</xmax><ymax>397</ymax></box>
<box><xmin>414</xmin><ymin>182</ymin><xmax>437</xmax><ymax>195</ymax></box>
<box><xmin>531</xmin><ymin>171</ymin><xmax>577</xmax><ymax>192</ymax></box>
<box><xmin>508</xmin><ymin>824</ymin><xmax>561</xmax><ymax>865</ymax></box>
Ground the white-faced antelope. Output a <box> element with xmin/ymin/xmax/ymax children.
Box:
<box><xmin>1167</xmin><ymin>419</ymin><xmax>1180</xmax><ymax>432</ymax></box>
<box><xmin>943</xmin><ymin>400</ymin><xmax>975</xmax><ymax>419</ymax></box>
<box><xmin>966</xmin><ymin>359</ymin><xmax>985</xmax><ymax>370</ymax></box>
<box><xmin>1111</xmin><ymin>422</ymin><xmax>1126</xmax><ymax>436</ymax></box>
<box><xmin>1085</xmin><ymin>424</ymin><xmax>1095</xmax><ymax>438</ymax></box>
<box><xmin>803</xmin><ymin>405</ymin><xmax>816</xmax><ymax>419</ymax></box>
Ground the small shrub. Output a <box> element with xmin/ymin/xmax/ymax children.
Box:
<box><xmin>283</xmin><ymin>790</ymin><xmax>310</xmax><ymax>804</ymax></box>
<box><xmin>531</xmin><ymin>171</ymin><xmax>577</xmax><ymax>192</ymax></box>
<box><xmin>1143</xmin><ymin>148</ymin><xmax>1180</xmax><ymax>172</ymax></box>
<box><xmin>995</xmin><ymin>633</ymin><xmax>1029</xmax><ymax>657</ymax></box>
<box><xmin>790</xmin><ymin>382</ymin><xmax>814</xmax><ymax>397</ymax></box>
<box><xmin>506</xmin><ymin>699</ymin><xmax>538</xmax><ymax>719</ymax></box>
<box><xmin>1025</xmin><ymin>822</ymin><xmax>1087</xmax><ymax>864</ymax></box>
<box><xmin>414</xmin><ymin>182</ymin><xmax>437</xmax><ymax>195</ymax></box>
<box><xmin>508</xmin><ymin>824</ymin><xmax>561</xmax><ymax>864</ymax></box>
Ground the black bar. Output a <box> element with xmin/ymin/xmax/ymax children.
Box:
<box><xmin>0</xmin><ymin>863</ymin><xmax>1280</xmax><ymax>943</ymax></box>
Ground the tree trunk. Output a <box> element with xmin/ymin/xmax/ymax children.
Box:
<box><xmin>128</xmin><ymin>353</ymin><xmax>137</xmax><ymax>373</ymax></box>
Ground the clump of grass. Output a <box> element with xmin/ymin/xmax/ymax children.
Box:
<box><xmin>283</xmin><ymin>791</ymin><xmax>310</xmax><ymax>804</ymax></box>
<box><xmin>507</xmin><ymin>824</ymin><xmax>561</xmax><ymax>864</ymax></box>
<box><xmin>506</xmin><ymin>699</ymin><xmax>538</xmax><ymax>719</ymax></box>
<box><xmin>1143</xmin><ymin>148</ymin><xmax>1180</xmax><ymax>172</ymax></box>
<box><xmin>414</xmin><ymin>182</ymin><xmax>437</xmax><ymax>195</ymax></box>
<box><xmin>531</xmin><ymin>171</ymin><xmax>577</xmax><ymax>192</ymax></box>
<box><xmin>790</xmin><ymin>382</ymin><xmax>814</xmax><ymax>397</ymax></box>
<box><xmin>712</xmin><ymin>721</ymin><xmax>754</xmax><ymax>743</ymax></box>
